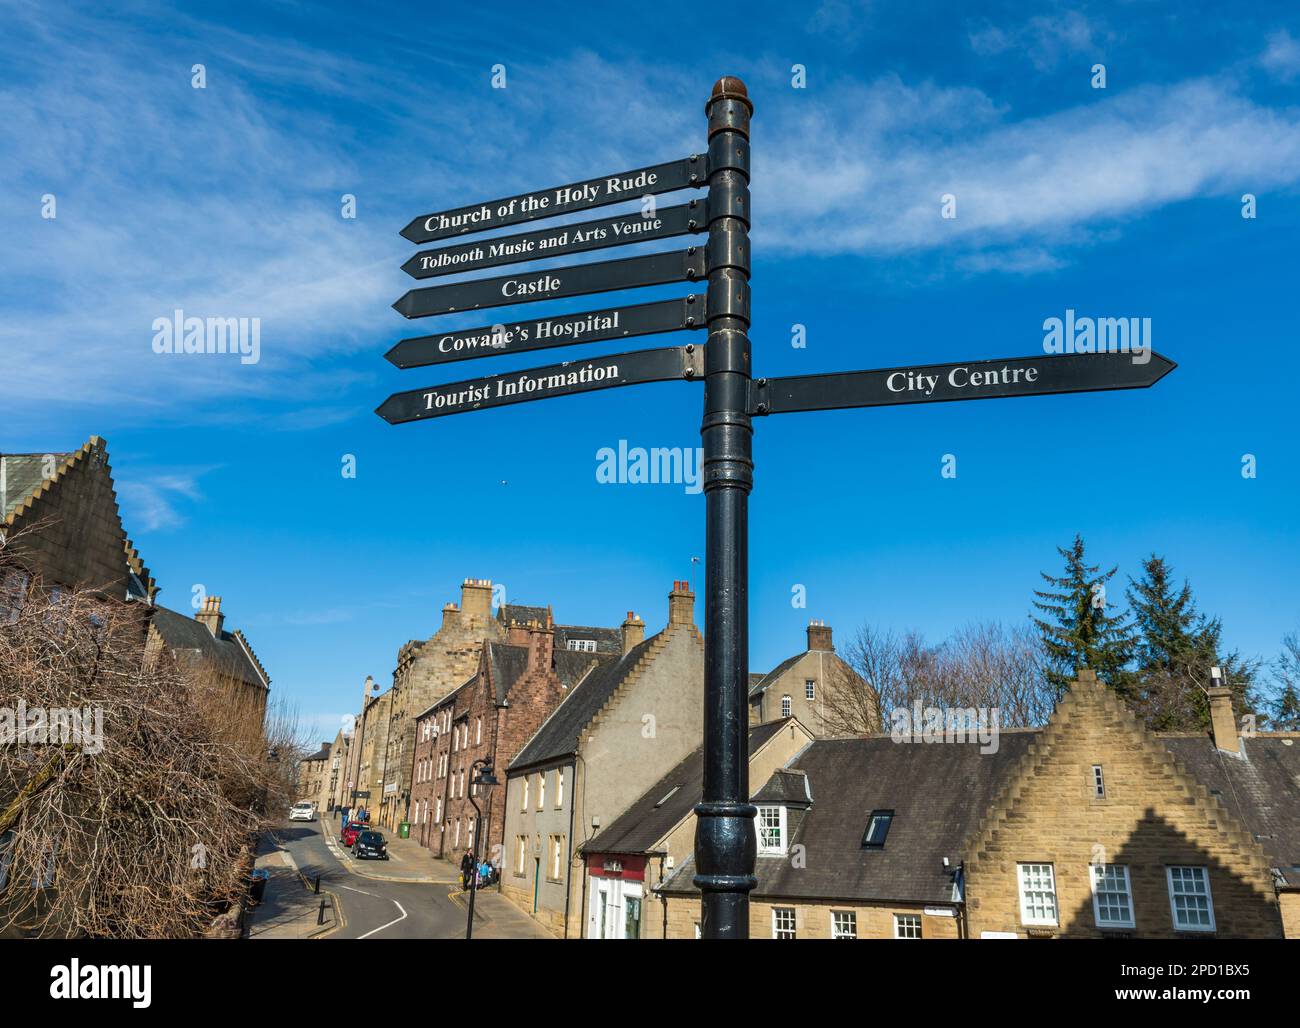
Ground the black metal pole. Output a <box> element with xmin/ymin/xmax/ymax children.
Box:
<box><xmin>693</xmin><ymin>76</ymin><xmax>755</xmax><ymax>939</ymax></box>
<box><xmin>465</xmin><ymin>758</ymin><xmax>487</xmax><ymax>939</ymax></box>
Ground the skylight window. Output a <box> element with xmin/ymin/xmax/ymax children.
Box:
<box><xmin>862</xmin><ymin>810</ymin><xmax>893</xmax><ymax>848</ymax></box>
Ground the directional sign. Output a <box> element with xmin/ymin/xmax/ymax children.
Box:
<box><xmin>749</xmin><ymin>352</ymin><xmax>1176</xmax><ymax>416</ymax></box>
<box><xmin>402</xmin><ymin>201</ymin><xmax>707</xmax><ymax>280</ymax></box>
<box><xmin>392</xmin><ymin>248</ymin><xmax>706</xmax><ymax>320</ymax></box>
<box><xmin>385</xmin><ymin>294</ymin><xmax>706</xmax><ymax>369</ymax></box>
<box><xmin>401</xmin><ymin>156</ymin><xmax>706</xmax><ymax>245</ymax></box>
<box><xmin>376</xmin><ymin>346</ymin><xmax>703</xmax><ymax>424</ymax></box>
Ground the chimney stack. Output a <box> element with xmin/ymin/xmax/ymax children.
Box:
<box><xmin>668</xmin><ymin>580</ymin><xmax>695</xmax><ymax>627</ymax></box>
<box><xmin>527</xmin><ymin>619</ymin><xmax>554</xmax><ymax>671</ymax></box>
<box><xmin>506</xmin><ymin>619</ymin><xmax>530</xmax><ymax>646</ymax></box>
<box><xmin>621</xmin><ymin>611</ymin><xmax>645</xmax><ymax>654</ymax></box>
<box><xmin>461</xmin><ymin>577</ymin><xmax>494</xmax><ymax>623</ymax></box>
<box><xmin>195</xmin><ymin>594</ymin><xmax>224</xmax><ymax>637</ymax></box>
<box><xmin>807</xmin><ymin>619</ymin><xmax>833</xmax><ymax>651</ymax></box>
<box><xmin>1208</xmin><ymin>682</ymin><xmax>1240</xmax><ymax>754</ymax></box>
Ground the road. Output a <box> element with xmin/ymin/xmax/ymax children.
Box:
<box><xmin>272</xmin><ymin>820</ymin><xmax>467</xmax><ymax>939</ymax></box>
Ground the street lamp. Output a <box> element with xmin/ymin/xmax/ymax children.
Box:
<box><xmin>465</xmin><ymin>757</ymin><xmax>498</xmax><ymax>940</ymax></box>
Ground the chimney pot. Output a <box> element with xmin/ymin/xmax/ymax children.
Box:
<box><xmin>621</xmin><ymin>611</ymin><xmax>646</xmax><ymax>654</ymax></box>
<box><xmin>195</xmin><ymin>594</ymin><xmax>225</xmax><ymax>637</ymax></box>
<box><xmin>668</xmin><ymin>581</ymin><xmax>695</xmax><ymax>627</ymax></box>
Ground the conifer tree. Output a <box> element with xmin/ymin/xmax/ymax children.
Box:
<box><xmin>1125</xmin><ymin>554</ymin><xmax>1259</xmax><ymax>731</ymax></box>
<box><xmin>1272</xmin><ymin>631</ymin><xmax>1300</xmax><ymax>731</ymax></box>
<box><xmin>1031</xmin><ymin>535</ymin><xmax>1133</xmax><ymax>697</ymax></box>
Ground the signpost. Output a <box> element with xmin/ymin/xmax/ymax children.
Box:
<box><xmin>375</xmin><ymin>77</ymin><xmax>1177</xmax><ymax>941</ymax></box>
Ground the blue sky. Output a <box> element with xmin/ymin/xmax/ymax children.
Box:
<box><xmin>3</xmin><ymin>1</ymin><xmax>1299</xmax><ymax>741</ymax></box>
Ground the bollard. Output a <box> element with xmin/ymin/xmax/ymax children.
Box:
<box><xmin>318</xmin><ymin>898</ymin><xmax>327</xmax><ymax>926</ymax></box>
<box><xmin>314</xmin><ymin>874</ymin><xmax>321</xmax><ymax>894</ymax></box>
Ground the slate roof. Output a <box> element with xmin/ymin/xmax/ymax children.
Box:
<box><xmin>485</xmin><ymin>642</ymin><xmax>530</xmax><ymax>704</ymax></box>
<box><xmin>303</xmin><ymin>744</ymin><xmax>332</xmax><ymax>763</ymax></box>
<box><xmin>1163</xmin><ymin>734</ymin><xmax>1300</xmax><ymax>886</ymax></box>
<box><xmin>0</xmin><ymin>452</ymin><xmax>73</xmax><ymax>520</ymax></box>
<box><xmin>752</xmin><ymin>767</ymin><xmax>812</xmax><ymax>806</ymax></box>
<box><xmin>554</xmin><ymin>623</ymin><xmax>623</xmax><ymax>655</ymax></box>
<box><xmin>582</xmin><ymin>719</ymin><xmax>801</xmax><ymax>856</ymax></box>
<box><xmin>500</xmin><ymin>603</ymin><xmax>550</xmax><ymax>627</ymax></box>
<box><xmin>508</xmin><ymin>639</ymin><xmax>649</xmax><ymax>771</ymax></box>
<box><xmin>660</xmin><ymin>732</ymin><xmax>1038</xmax><ymax>904</ymax></box>
<box><xmin>150</xmin><ymin>604</ymin><xmax>270</xmax><ymax>690</ymax></box>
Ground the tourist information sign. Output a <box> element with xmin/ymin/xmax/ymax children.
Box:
<box><xmin>376</xmin><ymin>345</ymin><xmax>701</xmax><ymax>424</ymax></box>
<box><xmin>385</xmin><ymin>294</ymin><xmax>705</xmax><ymax>369</ymax></box>
<box><xmin>375</xmin><ymin>77</ymin><xmax>1177</xmax><ymax>942</ymax></box>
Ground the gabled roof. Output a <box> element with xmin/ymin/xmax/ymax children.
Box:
<box><xmin>150</xmin><ymin>605</ymin><xmax>270</xmax><ymax>690</ymax></box>
<box><xmin>661</xmin><ymin>731</ymin><xmax>1037</xmax><ymax>904</ymax></box>
<box><xmin>752</xmin><ymin>767</ymin><xmax>812</xmax><ymax>806</ymax></box>
<box><xmin>554</xmin><ymin>623</ymin><xmax>623</xmax><ymax>655</ymax></box>
<box><xmin>582</xmin><ymin>719</ymin><xmax>802</xmax><ymax>857</ymax></box>
<box><xmin>303</xmin><ymin>745</ymin><xmax>332</xmax><ymax>762</ymax></box>
<box><xmin>747</xmin><ymin>651</ymin><xmax>807</xmax><ymax>698</ymax></box>
<box><xmin>485</xmin><ymin>641</ymin><xmax>531</xmax><ymax>704</ymax></box>
<box><xmin>508</xmin><ymin>640</ymin><xmax>646</xmax><ymax>771</ymax></box>
<box><xmin>1</xmin><ymin>451</ymin><xmax>74</xmax><ymax>522</ymax></box>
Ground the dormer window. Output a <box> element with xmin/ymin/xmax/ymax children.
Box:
<box><xmin>756</xmin><ymin>805</ymin><xmax>787</xmax><ymax>854</ymax></box>
<box><xmin>862</xmin><ymin>810</ymin><xmax>893</xmax><ymax>848</ymax></box>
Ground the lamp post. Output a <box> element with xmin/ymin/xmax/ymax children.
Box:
<box><xmin>464</xmin><ymin>757</ymin><xmax>498</xmax><ymax>940</ymax></box>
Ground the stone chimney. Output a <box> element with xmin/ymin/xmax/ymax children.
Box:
<box><xmin>807</xmin><ymin>619</ymin><xmax>833</xmax><ymax>651</ymax></box>
<box><xmin>527</xmin><ymin>619</ymin><xmax>554</xmax><ymax>672</ymax></box>
<box><xmin>506</xmin><ymin>620</ymin><xmax>530</xmax><ymax>646</ymax></box>
<box><xmin>668</xmin><ymin>580</ymin><xmax>695</xmax><ymax>627</ymax></box>
<box><xmin>195</xmin><ymin>595</ymin><xmax>224</xmax><ymax>637</ymax></box>
<box><xmin>621</xmin><ymin>611</ymin><xmax>645</xmax><ymax>654</ymax></box>
<box><xmin>461</xmin><ymin>577</ymin><xmax>494</xmax><ymax>623</ymax></box>
<box><xmin>440</xmin><ymin>600</ymin><xmax>461</xmax><ymax>631</ymax></box>
<box><xmin>1208</xmin><ymin>685</ymin><xmax>1240</xmax><ymax>754</ymax></box>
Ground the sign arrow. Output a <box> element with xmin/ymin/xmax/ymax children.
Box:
<box><xmin>749</xmin><ymin>351</ymin><xmax>1176</xmax><ymax>416</ymax></box>
<box><xmin>400</xmin><ymin>156</ymin><xmax>706</xmax><ymax>245</ymax></box>
<box><xmin>392</xmin><ymin>248</ymin><xmax>706</xmax><ymax>320</ymax></box>
<box><xmin>385</xmin><ymin>295</ymin><xmax>706</xmax><ymax>369</ymax></box>
<box><xmin>402</xmin><ymin>201</ymin><xmax>706</xmax><ymax>280</ymax></box>
<box><xmin>375</xmin><ymin>345</ymin><xmax>704</xmax><ymax>424</ymax></box>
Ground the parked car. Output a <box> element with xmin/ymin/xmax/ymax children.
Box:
<box><xmin>341</xmin><ymin>821</ymin><xmax>367</xmax><ymax>847</ymax></box>
<box><xmin>290</xmin><ymin>801</ymin><xmax>315</xmax><ymax>822</ymax></box>
<box><xmin>353</xmin><ymin>830</ymin><xmax>388</xmax><ymax>860</ymax></box>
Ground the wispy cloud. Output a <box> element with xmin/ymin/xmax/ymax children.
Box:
<box><xmin>1260</xmin><ymin>28</ymin><xmax>1300</xmax><ymax>81</ymax></box>
<box><xmin>968</xmin><ymin>10</ymin><xmax>1103</xmax><ymax>71</ymax></box>
<box><xmin>115</xmin><ymin>467</ymin><xmax>212</xmax><ymax>531</ymax></box>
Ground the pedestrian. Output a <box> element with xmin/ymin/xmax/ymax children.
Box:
<box><xmin>459</xmin><ymin>849</ymin><xmax>475</xmax><ymax>891</ymax></box>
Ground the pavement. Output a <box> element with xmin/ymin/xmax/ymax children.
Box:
<box><xmin>244</xmin><ymin>815</ymin><xmax>550</xmax><ymax>940</ymax></box>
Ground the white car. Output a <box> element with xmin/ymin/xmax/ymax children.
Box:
<box><xmin>289</xmin><ymin>801</ymin><xmax>316</xmax><ymax>822</ymax></box>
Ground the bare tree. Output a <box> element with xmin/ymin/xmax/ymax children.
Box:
<box><xmin>0</xmin><ymin>546</ymin><xmax>293</xmax><ymax>938</ymax></box>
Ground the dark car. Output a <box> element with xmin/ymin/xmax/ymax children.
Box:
<box><xmin>341</xmin><ymin>821</ymin><xmax>367</xmax><ymax>847</ymax></box>
<box><xmin>354</xmin><ymin>830</ymin><xmax>388</xmax><ymax>860</ymax></box>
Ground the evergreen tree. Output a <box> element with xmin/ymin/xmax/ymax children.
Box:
<box><xmin>1271</xmin><ymin>631</ymin><xmax>1300</xmax><ymax>731</ymax></box>
<box><xmin>1126</xmin><ymin>555</ymin><xmax>1259</xmax><ymax>731</ymax></box>
<box><xmin>1032</xmin><ymin>535</ymin><xmax>1133</xmax><ymax>698</ymax></box>
<box><xmin>1273</xmin><ymin>683</ymin><xmax>1300</xmax><ymax>731</ymax></box>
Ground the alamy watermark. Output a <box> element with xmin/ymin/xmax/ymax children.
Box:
<box><xmin>889</xmin><ymin>702</ymin><xmax>1000</xmax><ymax>754</ymax></box>
<box><xmin>1</xmin><ymin>700</ymin><xmax>104</xmax><ymax>755</ymax></box>
<box><xmin>1042</xmin><ymin>309</ymin><xmax>1150</xmax><ymax>364</ymax></box>
<box><xmin>151</xmin><ymin>308</ymin><xmax>260</xmax><ymax>365</ymax></box>
<box><xmin>595</xmin><ymin>440</ymin><xmax>703</xmax><ymax>494</ymax></box>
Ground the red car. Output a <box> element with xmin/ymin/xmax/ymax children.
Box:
<box><xmin>341</xmin><ymin>821</ymin><xmax>367</xmax><ymax>847</ymax></box>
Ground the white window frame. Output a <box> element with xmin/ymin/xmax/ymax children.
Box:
<box><xmin>1167</xmin><ymin>866</ymin><xmax>1215</xmax><ymax>932</ymax></box>
<box><xmin>831</xmin><ymin>910</ymin><xmax>857</xmax><ymax>939</ymax></box>
<box><xmin>780</xmin><ymin>695</ymin><xmax>791</xmax><ymax>718</ymax></box>
<box><xmin>771</xmin><ymin>907</ymin><xmax>796</xmax><ymax>939</ymax></box>
<box><xmin>755</xmin><ymin>805</ymin><xmax>787</xmax><ymax>855</ymax></box>
<box><xmin>805</xmin><ymin>679</ymin><xmax>815</xmax><ymax>701</ymax></box>
<box><xmin>475</xmin><ymin>718</ymin><xmax>481</xmax><ymax>745</ymax></box>
<box><xmin>1017</xmin><ymin>862</ymin><xmax>1058</xmax><ymax>927</ymax></box>
<box><xmin>1092</xmin><ymin>764</ymin><xmax>1105</xmax><ymax>798</ymax></box>
<box><xmin>1089</xmin><ymin>864</ymin><xmax>1135</xmax><ymax>929</ymax></box>
<box><xmin>538</xmin><ymin>772</ymin><xmax>545</xmax><ymax>811</ymax></box>
<box><xmin>516</xmin><ymin>836</ymin><xmax>527</xmax><ymax>875</ymax></box>
<box><xmin>893</xmin><ymin>914</ymin><xmax>922</xmax><ymax>939</ymax></box>
<box><xmin>550</xmin><ymin>835</ymin><xmax>564</xmax><ymax>880</ymax></box>
<box><xmin>556</xmin><ymin>768</ymin><xmax>564</xmax><ymax>808</ymax></box>
<box><xmin>521</xmin><ymin>777</ymin><xmax>529</xmax><ymax>811</ymax></box>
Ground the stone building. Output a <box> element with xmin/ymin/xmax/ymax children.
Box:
<box><xmin>748</xmin><ymin>620</ymin><xmax>879</xmax><ymax>736</ymax></box>
<box><xmin>579</xmin><ymin>717</ymin><xmax>814</xmax><ymax>938</ymax></box>
<box><xmin>410</xmin><ymin>618</ymin><xmax>618</xmax><ymax>863</ymax></box>
<box><xmin>659</xmin><ymin>670</ymin><xmax>1300</xmax><ymax>939</ymax></box>
<box><xmin>144</xmin><ymin>596</ymin><xmax>270</xmax><ymax>752</ymax></box>
<box><xmin>500</xmin><ymin>581</ymin><xmax>705</xmax><ymax>937</ymax></box>
<box><xmin>1</xmin><ymin>436</ymin><xmax>156</xmax><ymax>617</ymax></box>
<box><xmin>297</xmin><ymin>743</ymin><xmax>332</xmax><ymax>809</ymax></box>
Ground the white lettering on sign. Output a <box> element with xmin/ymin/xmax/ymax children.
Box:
<box><xmin>887</xmin><ymin>365</ymin><xmax>1041</xmax><ymax>396</ymax></box>
<box><xmin>502</xmin><ymin>275</ymin><xmax>561</xmax><ymax>298</ymax></box>
<box><xmin>435</xmin><ymin>311</ymin><xmax>621</xmax><ymax>353</ymax></box>
<box><xmin>423</xmin><ymin>361</ymin><xmax>621</xmax><ymax>411</ymax></box>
